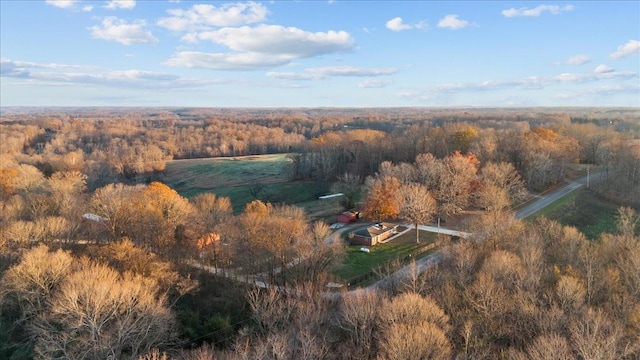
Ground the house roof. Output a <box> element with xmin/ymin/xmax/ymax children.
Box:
<box><xmin>338</xmin><ymin>211</ymin><xmax>357</xmax><ymax>218</ymax></box>
<box><xmin>352</xmin><ymin>222</ymin><xmax>397</xmax><ymax>239</ymax></box>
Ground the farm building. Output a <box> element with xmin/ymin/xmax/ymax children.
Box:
<box><xmin>349</xmin><ymin>223</ymin><xmax>399</xmax><ymax>246</ymax></box>
<box><xmin>337</xmin><ymin>211</ymin><xmax>359</xmax><ymax>224</ymax></box>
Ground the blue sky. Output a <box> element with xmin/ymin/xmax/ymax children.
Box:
<box><xmin>1</xmin><ymin>1</ymin><xmax>638</xmax><ymax>107</ymax></box>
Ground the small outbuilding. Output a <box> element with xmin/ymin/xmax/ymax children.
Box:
<box><xmin>349</xmin><ymin>223</ymin><xmax>398</xmax><ymax>246</ymax></box>
<box><xmin>337</xmin><ymin>211</ymin><xmax>358</xmax><ymax>224</ymax></box>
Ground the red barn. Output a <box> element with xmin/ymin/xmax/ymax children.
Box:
<box><xmin>337</xmin><ymin>211</ymin><xmax>358</xmax><ymax>224</ymax></box>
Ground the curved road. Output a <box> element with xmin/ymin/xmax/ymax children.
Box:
<box><xmin>515</xmin><ymin>171</ymin><xmax>601</xmax><ymax>220</ymax></box>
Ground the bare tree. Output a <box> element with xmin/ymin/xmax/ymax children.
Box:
<box><xmin>399</xmin><ymin>183</ymin><xmax>437</xmax><ymax>243</ymax></box>
<box><xmin>616</xmin><ymin>207</ymin><xmax>638</xmax><ymax>240</ymax></box>
<box><xmin>32</xmin><ymin>261</ymin><xmax>175</xmax><ymax>360</ymax></box>
<box><xmin>336</xmin><ymin>289</ymin><xmax>385</xmax><ymax>360</ymax></box>
<box><xmin>379</xmin><ymin>322</ymin><xmax>452</xmax><ymax>360</ymax></box>
<box><xmin>526</xmin><ymin>333</ymin><xmax>574</xmax><ymax>360</ymax></box>
<box><xmin>1</xmin><ymin>244</ymin><xmax>73</xmax><ymax>320</ymax></box>
<box><xmin>90</xmin><ymin>183</ymin><xmax>143</xmax><ymax>240</ymax></box>
<box><xmin>569</xmin><ymin>308</ymin><xmax>627</xmax><ymax>360</ymax></box>
<box><xmin>331</xmin><ymin>172</ymin><xmax>363</xmax><ymax>210</ymax></box>
<box><xmin>479</xmin><ymin>162</ymin><xmax>527</xmax><ymax>203</ymax></box>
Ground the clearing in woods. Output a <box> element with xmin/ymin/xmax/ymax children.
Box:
<box><xmin>161</xmin><ymin>154</ymin><xmax>325</xmax><ymax>214</ymax></box>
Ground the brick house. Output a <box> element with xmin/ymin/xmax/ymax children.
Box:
<box><xmin>349</xmin><ymin>223</ymin><xmax>398</xmax><ymax>246</ymax></box>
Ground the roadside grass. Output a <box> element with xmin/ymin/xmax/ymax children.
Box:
<box><xmin>529</xmin><ymin>188</ymin><xmax>582</xmax><ymax>219</ymax></box>
<box><xmin>334</xmin><ymin>229</ymin><xmax>437</xmax><ymax>282</ymax></box>
<box><xmin>531</xmin><ymin>189</ymin><xmax>621</xmax><ymax>239</ymax></box>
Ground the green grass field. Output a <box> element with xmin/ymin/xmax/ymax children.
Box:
<box><xmin>334</xmin><ymin>229</ymin><xmax>437</xmax><ymax>282</ymax></box>
<box><xmin>531</xmin><ymin>189</ymin><xmax>622</xmax><ymax>239</ymax></box>
<box><xmin>163</xmin><ymin>154</ymin><xmax>291</xmax><ymax>189</ymax></box>
<box><xmin>161</xmin><ymin>154</ymin><xmax>326</xmax><ymax>213</ymax></box>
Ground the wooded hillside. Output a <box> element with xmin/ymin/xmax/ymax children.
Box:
<box><xmin>1</xmin><ymin>107</ymin><xmax>638</xmax><ymax>359</ymax></box>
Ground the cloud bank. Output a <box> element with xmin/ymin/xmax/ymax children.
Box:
<box><xmin>502</xmin><ymin>4</ymin><xmax>574</xmax><ymax>17</ymax></box>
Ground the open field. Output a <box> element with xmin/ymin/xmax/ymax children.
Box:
<box><xmin>334</xmin><ymin>228</ymin><xmax>437</xmax><ymax>283</ymax></box>
<box><xmin>161</xmin><ymin>154</ymin><xmax>331</xmax><ymax>214</ymax></box>
<box><xmin>163</xmin><ymin>154</ymin><xmax>291</xmax><ymax>189</ymax></box>
<box><xmin>531</xmin><ymin>189</ymin><xmax>625</xmax><ymax>239</ymax></box>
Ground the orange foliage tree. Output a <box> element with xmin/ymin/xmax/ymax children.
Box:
<box><xmin>363</xmin><ymin>176</ymin><xmax>402</xmax><ymax>222</ymax></box>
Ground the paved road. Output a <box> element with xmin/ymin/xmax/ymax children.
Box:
<box><xmin>515</xmin><ymin>172</ymin><xmax>601</xmax><ymax>220</ymax></box>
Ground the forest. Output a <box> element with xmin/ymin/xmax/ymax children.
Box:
<box><xmin>0</xmin><ymin>107</ymin><xmax>639</xmax><ymax>359</ymax></box>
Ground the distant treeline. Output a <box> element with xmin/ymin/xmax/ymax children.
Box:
<box><xmin>1</xmin><ymin>107</ymin><xmax>638</xmax><ymax>203</ymax></box>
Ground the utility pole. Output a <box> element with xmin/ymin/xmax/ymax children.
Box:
<box><xmin>587</xmin><ymin>166</ymin><xmax>590</xmax><ymax>188</ymax></box>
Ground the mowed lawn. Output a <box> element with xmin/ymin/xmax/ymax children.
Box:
<box><xmin>161</xmin><ymin>154</ymin><xmax>321</xmax><ymax>213</ymax></box>
<box><xmin>334</xmin><ymin>228</ymin><xmax>438</xmax><ymax>282</ymax></box>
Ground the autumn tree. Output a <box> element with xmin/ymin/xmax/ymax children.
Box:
<box><xmin>521</xmin><ymin>127</ymin><xmax>580</xmax><ymax>191</ymax></box>
<box><xmin>363</xmin><ymin>176</ymin><xmax>402</xmax><ymax>222</ymax></box>
<box><xmin>0</xmin><ymin>168</ymin><xmax>19</xmax><ymax>200</ymax></box>
<box><xmin>450</xmin><ymin>125</ymin><xmax>478</xmax><ymax>154</ymax></box>
<box><xmin>127</xmin><ymin>182</ymin><xmax>195</xmax><ymax>258</ymax></box>
<box><xmin>398</xmin><ymin>183</ymin><xmax>437</xmax><ymax>243</ymax></box>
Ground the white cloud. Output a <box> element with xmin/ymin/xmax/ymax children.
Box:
<box><xmin>90</xmin><ymin>17</ymin><xmax>159</xmax><ymax>45</ymax></box>
<box><xmin>555</xmin><ymin>70</ymin><xmax>636</xmax><ymax>83</ymax></box>
<box><xmin>82</xmin><ymin>5</ymin><xmax>94</xmax><ymax>12</ymax></box>
<box><xmin>386</xmin><ymin>17</ymin><xmax>412</xmax><ymax>31</ymax></box>
<box><xmin>565</xmin><ymin>54</ymin><xmax>590</xmax><ymax>65</ymax></box>
<box><xmin>164</xmin><ymin>51</ymin><xmax>292</xmax><ymax>70</ymax></box>
<box><xmin>165</xmin><ymin>24</ymin><xmax>354</xmax><ymax>70</ymax></box>
<box><xmin>502</xmin><ymin>4</ymin><xmax>574</xmax><ymax>17</ymax></box>
<box><xmin>437</xmin><ymin>14</ymin><xmax>471</xmax><ymax>30</ymax></box>
<box><xmin>594</xmin><ymin>64</ymin><xmax>614</xmax><ymax>74</ymax></box>
<box><xmin>311</xmin><ymin>66</ymin><xmax>397</xmax><ymax>77</ymax></box>
<box><xmin>1</xmin><ymin>57</ymin><xmax>221</xmax><ymax>89</ymax></box>
<box><xmin>266</xmin><ymin>72</ymin><xmax>319</xmax><ymax>80</ymax></box>
<box><xmin>610</xmin><ymin>40</ymin><xmax>640</xmax><ymax>59</ymax></box>
<box><xmin>1</xmin><ymin>58</ymin><xmax>98</xmax><ymax>75</ymax></box>
<box><xmin>157</xmin><ymin>2</ymin><xmax>268</xmax><ymax>31</ymax></box>
<box><xmin>359</xmin><ymin>79</ymin><xmax>392</xmax><ymax>88</ymax></box>
<box><xmin>399</xmin><ymin>69</ymin><xmax>637</xmax><ymax>101</ymax></box>
<box><xmin>45</xmin><ymin>0</ymin><xmax>79</xmax><ymax>8</ymax></box>
<box><xmin>191</xmin><ymin>25</ymin><xmax>354</xmax><ymax>58</ymax></box>
<box><xmin>105</xmin><ymin>0</ymin><xmax>135</xmax><ymax>10</ymax></box>
<box><xmin>267</xmin><ymin>66</ymin><xmax>397</xmax><ymax>80</ymax></box>
<box><xmin>385</xmin><ymin>17</ymin><xmax>425</xmax><ymax>31</ymax></box>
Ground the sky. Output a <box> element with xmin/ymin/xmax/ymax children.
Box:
<box><xmin>1</xmin><ymin>1</ymin><xmax>639</xmax><ymax>107</ymax></box>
